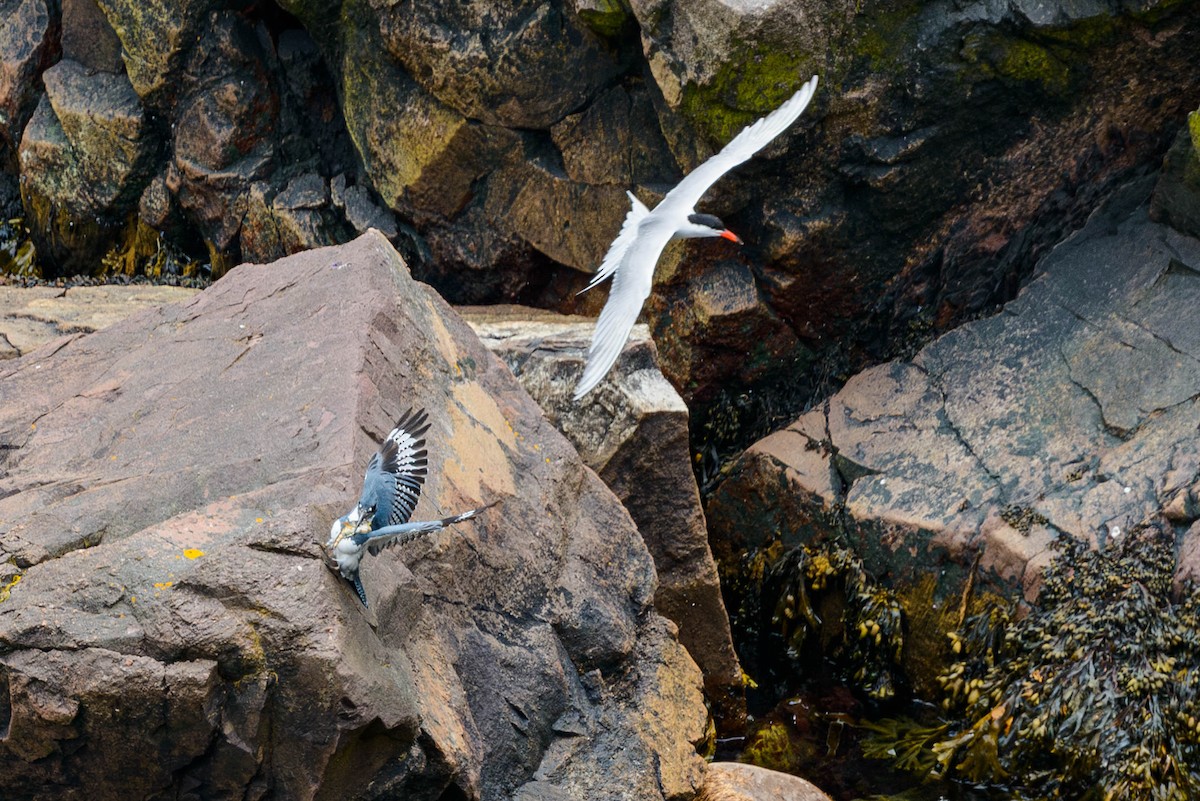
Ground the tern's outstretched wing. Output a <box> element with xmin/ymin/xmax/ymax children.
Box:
<box><xmin>579</xmin><ymin>190</ymin><xmax>651</xmax><ymax>294</ymax></box>
<box><xmin>360</xmin><ymin>502</ymin><xmax>495</xmax><ymax>555</ymax></box>
<box><xmin>573</xmin><ymin>226</ymin><xmax>667</xmax><ymax>399</ymax></box>
<box><xmin>360</xmin><ymin>408</ymin><xmax>430</xmax><ymax>531</ymax></box>
<box><xmin>656</xmin><ymin>75</ymin><xmax>819</xmax><ymax>219</ymax></box>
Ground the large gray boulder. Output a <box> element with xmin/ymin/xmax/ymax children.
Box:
<box><xmin>0</xmin><ymin>232</ymin><xmax>708</xmax><ymax>800</ymax></box>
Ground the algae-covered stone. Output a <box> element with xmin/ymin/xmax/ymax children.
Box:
<box><xmin>338</xmin><ymin>15</ymin><xmax>518</xmax><ymax>222</ymax></box>
<box><xmin>42</xmin><ymin>59</ymin><xmax>151</xmax><ymax>189</ymax></box>
<box><xmin>18</xmin><ymin>60</ymin><xmax>156</xmax><ymax>272</ymax></box>
<box><xmin>372</xmin><ymin>0</ymin><xmax>627</xmax><ymax>129</ymax></box>
<box><xmin>629</xmin><ymin>0</ymin><xmax>829</xmax><ymax>143</ymax></box>
<box><xmin>93</xmin><ymin>0</ymin><xmax>220</xmax><ymax>108</ymax></box>
<box><xmin>570</xmin><ymin>0</ymin><xmax>635</xmax><ymax>38</ymax></box>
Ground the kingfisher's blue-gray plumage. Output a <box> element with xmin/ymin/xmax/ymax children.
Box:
<box><xmin>325</xmin><ymin>408</ymin><xmax>492</xmax><ymax>606</ymax></box>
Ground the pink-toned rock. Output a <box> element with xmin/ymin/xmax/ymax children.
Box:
<box><xmin>696</xmin><ymin>762</ymin><xmax>832</xmax><ymax>801</ymax></box>
<box><xmin>0</xmin><ymin>231</ymin><xmax>708</xmax><ymax>800</ymax></box>
<box><xmin>0</xmin><ymin>283</ymin><xmax>198</xmax><ymax>357</ymax></box>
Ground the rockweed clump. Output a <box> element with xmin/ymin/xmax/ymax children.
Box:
<box><xmin>770</xmin><ymin>543</ymin><xmax>905</xmax><ymax>701</ymax></box>
<box><xmin>871</xmin><ymin>527</ymin><xmax>1200</xmax><ymax>799</ymax></box>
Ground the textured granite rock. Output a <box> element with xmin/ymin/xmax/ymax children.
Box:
<box><xmin>0</xmin><ymin>0</ymin><xmax>59</xmax><ymax>167</ymax></box>
<box><xmin>0</xmin><ymin>232</ymin><xmax>708</xmax><ymax>801</ymax></box>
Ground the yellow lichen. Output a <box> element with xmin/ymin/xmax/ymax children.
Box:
<box><xmin>0</xmin><ymin>572</ymin><xmax>23</xmax><ymax>603</ymax></box>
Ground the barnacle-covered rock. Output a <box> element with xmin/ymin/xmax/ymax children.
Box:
<box><xmin>18</xmin><ymin>59</ymin><xmax>157</xmax><ymax>273</ymax></box>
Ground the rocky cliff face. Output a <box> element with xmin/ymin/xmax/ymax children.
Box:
<box><xmin>0</xmin><ymin>232</ymin><xmax>709</xmax><ymax>801</ymax></box>
<box><xmin>2</xmin><ymin>0</ymin><xmax>1198</xmax><ymax>414</ymax></box>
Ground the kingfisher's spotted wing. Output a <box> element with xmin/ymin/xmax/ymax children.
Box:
<box><xmin>359</xmin><ymin>409</ymin><xmax>430</xmax><ymax>555</ymax></box>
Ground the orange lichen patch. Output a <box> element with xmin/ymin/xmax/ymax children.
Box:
<box><xmin>153</xmin><ymin>581</ymin><xmax>173</xmax><ymax>590</ymax></box>
<box><xmin>183</xmin><ymin>548</ymin><xmax>205</xmax><ymax>560</ymax></box>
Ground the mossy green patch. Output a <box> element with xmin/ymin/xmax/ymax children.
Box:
<box><xmin>680</xmin><ymin>45</ymin><xmax>814</xmax><ymax>144</ymax></box>
<box><xmin>995</xmin><ymin>39</ymin><xmax>1071</xmax><ymax>94</ymax></box>
<box><xmin>576</xmin><ymin>0</ymin><xmax>633</xmax><ymax>38</ymax></box>
<box><xmin>850</xmin><ymin>0</ymin><xmax>924</xmax><ymax>74</ymax></box>
<box><xmin>1037</xmin><ymin>13</ymin><xmax>1118</xmax><ymax>49</ymax></box>
<box><xmin>1188</xmin><ymin>109</ymin><xmax>1200</xmax><ymax>156</ymax></box>
<box><xmin>337</xmin><ymin>1</ymin><xmax>467</xmax><ymax>208</ymax></box>
<box><xmin>960</xmin><ymin>31</ymin><xmax>1074</xmax><ymax>96</ymax></box>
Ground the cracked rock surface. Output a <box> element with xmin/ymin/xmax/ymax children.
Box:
<box><xmin>0</xmin><ymin>231</ymin><xmax>707</xmax><ymax>800</ymax></box>
<box><xmin>707</xmin><ymin>176</ymin><xmax>1200</xmax><ymax>682</ymax></box>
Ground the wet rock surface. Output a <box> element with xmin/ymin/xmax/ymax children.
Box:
<box><xmin>707</xmin><ymin>177</ymin><xmax>1200</xmax><ymax>695</ymax></box>
<box><xmin>463</xmin><ymin>305</ymin><xmax>745</xmax><ymax>729</ymax></box>
<box><xmin>0</xmin><ymin>232</ymin><xmax>709</xmax><ymax>800</ymax></box>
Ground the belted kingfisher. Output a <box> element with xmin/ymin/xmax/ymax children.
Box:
<box><xmin>573</xmin><ymin>74</ymin><xmax>820</xmax><ymax>399</ymax></box>
<box><xmin>325</xmin><ymin>408</ymin><xmax>493</xmax><ymax>606</ymax></box>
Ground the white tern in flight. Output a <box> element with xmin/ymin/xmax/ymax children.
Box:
<box><xmin>574</xmin><ymin>74</ymin><xmax>820</xmax><ymax>399</ymax></box>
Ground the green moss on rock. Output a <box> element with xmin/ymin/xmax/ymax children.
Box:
<box><xmin>996</xmin><ymin>39</ymin><xmax>1071</xmax><ymax>93</ymax></box>
<box><xmin>575</xmin><ymin>0</ymin><xmax>633</xmax><ymax>38</ymax></box>
<box><xmin>680</xmin><ymin>45</ymin><xmax>815</xmax><ymax>144</ymax></box>
<box><xmin>850</xmin><ymin>0</ymin><xmax>924</xmax><ymax>74</ymax></box>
